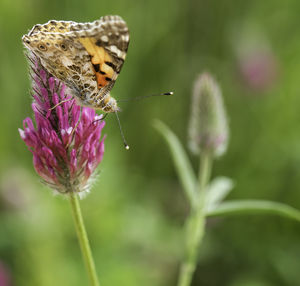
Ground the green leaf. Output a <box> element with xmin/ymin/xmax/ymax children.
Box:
<box><xmin>205</xmin><ymin>177</ymin><xmax>234</xmax><ymax>211</ymax></box>
<box><xmin>205</xmin><ymin>200</ymin><xmax>300</xmax><ymax>222</ymax></box>
<box><xmin>153</xmin><ymin>120</ymin><xmax>197</xmax><ymax>206</ymax></box>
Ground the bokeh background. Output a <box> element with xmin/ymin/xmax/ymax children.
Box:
<box><xmin>1</xmin><ymin>0</ymin><xmax>300</xmax><ymax>285</ymax></box>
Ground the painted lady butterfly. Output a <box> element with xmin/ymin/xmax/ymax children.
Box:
<box><xmin>22</xmin><ymin>15</ymin><xmax>129</xmax><ymax>113</ymax></box>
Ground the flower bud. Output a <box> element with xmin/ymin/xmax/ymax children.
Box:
<box><xmin>188</xmin><ymin>73</ymin><xmax>228</xmax><ymax>157</ymax></box>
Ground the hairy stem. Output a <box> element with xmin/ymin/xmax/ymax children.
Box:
<box><xmin>177</xmin><ymin>151</ymin><xmax>212</xmax><ymax>286</ymax></box>
<box><xmin>69</xmin><ymin>191</ymin><xmax>100</xmax><ymax>286</ymax></box>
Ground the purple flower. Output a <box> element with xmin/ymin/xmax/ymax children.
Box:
<box><xmin>19</xmin><ymin>54</ymin><xmax>105</xmax><ymax>195</ymax></box>
<box><xmin>232</xmin><ymin>25</ymin><xmax>279</xmax><ymax>92</ymax></box>
<box><xmin>239</xmin><ymin>50</ymin><xmax>278</xmax><ymax>92</ymax></box>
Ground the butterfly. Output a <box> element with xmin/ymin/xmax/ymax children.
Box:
<box><xmin>22</xmin><ymin>15</ymin><xmax>129</xmax><ymax>113</ymax></box>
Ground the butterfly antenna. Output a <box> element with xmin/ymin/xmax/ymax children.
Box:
<box><xmin>114</xmin><ymin>111</ymin><xmax>129</xmax><ymax>150</ymax></box>
<box><xmin>117</xmin><ymin>91</ymin><xmax>174</xmax><ymax>102</ymax></box>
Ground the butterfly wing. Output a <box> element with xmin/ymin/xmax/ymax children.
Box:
<box><xmin>71</xmin><ymin>15</ymin><xmax>129</xmax><ymax>96</ymax></box>
<box><xmin>27</xmin><ymin>20</ymin><xmax>74</xmax><ymax>36</ymax></box>
<box><xmin>22</xmin><ymin>16</ymin><xmax>129</xmax><ymax>108</ymax></box>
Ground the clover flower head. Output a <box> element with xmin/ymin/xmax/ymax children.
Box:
<box><xmin>19</xmin><ymin>54</ymin><xmax>106</xmax><ymax>195</ymax></box>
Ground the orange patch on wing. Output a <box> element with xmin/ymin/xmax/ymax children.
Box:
<box><xmin>79</xmin><ymin>37</ymin><xmax>115</xmax><ymax>88</ymax></box>
<box><xmin>95</xmin><ymin>73</ymin><xmax>108</xmax><ymax>87</ymax></box>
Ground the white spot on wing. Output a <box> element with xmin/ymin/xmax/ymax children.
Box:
<box><xmin>61</xmin><ymin>56</ymin><xmax>73</xmax><ymax>66</ymax></box>
<box><xmin>122</xmin><ymin>35</ymin><xmax>129</xmax><ymax>42</ymax></box>
<box><xmin>101</xmin><ymin>35</ymin><xmax>108</xmax><ymax>42</ymax></box>
<box><xmin>109</xmin><ymin>45</ymin><xmax>119</xmax><ymax>54</ymax></box>
<box><xmin>108</xmin><ymin>45</ymin><xmax>126</xmax><ymax>59</ymax></box>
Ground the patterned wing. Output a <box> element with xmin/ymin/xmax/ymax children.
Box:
<box><xmin>69</xmin><ymin>15</ymin><xmax>129</xmax><ymax>94</ymax></box>
<box><xmin>22</xmin><ymin>15</ymin><xmax>129</xmax><ymax>108</ymax></box>
<box><xmin>27</xmin><ymin>20</ymin><xmax>74</xmax><ymax>36</ymax></box>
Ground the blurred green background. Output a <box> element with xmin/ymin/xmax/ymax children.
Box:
<box><xmin>1</xmin><ymin>0</ymin><xmax>300</xmax><ymax>285</ymax></box>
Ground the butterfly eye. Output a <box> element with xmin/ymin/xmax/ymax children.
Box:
<box><xmin>38</xmin><ymin>44</ymin><xmax>47</xmax><ymax>51</ymax></box>
<box><xmin>60</xmin><ymin>43</ymin><xmax>68</xmax><ymax>51</ymax></box>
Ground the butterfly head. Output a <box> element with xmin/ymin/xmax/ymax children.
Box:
<box><xmin>98</xmin><ymin>94</ymin><xmax>120</xmax><ymax>113</ymax></box>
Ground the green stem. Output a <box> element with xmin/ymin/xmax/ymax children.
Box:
<box><xmin>69</xmin><ymin>191</ymin><xmax>100</xmax><ymax>286</ymax></box>
<box><xmin>177</xmin><ymin>151</ymin><xmax>212</xmax><ymax>286</ymax></box>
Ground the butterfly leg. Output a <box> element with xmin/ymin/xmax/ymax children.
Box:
<box><xmin>92</xmin><ymin>113</ymin><xmax>108</xmax><ymax>124</ymax></box>
<box><xmin>49</xmin><ymin>98</ymin><xmax>73</xmax><ymax>111</ymax></box>
<box><xmin>66</xmin><ymin>106</ymin><xmax>82</xmax><ymax>148</ymax></box>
